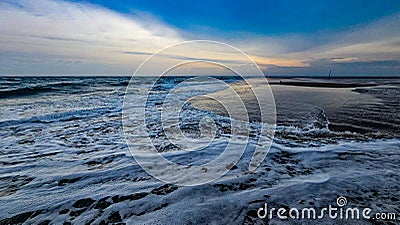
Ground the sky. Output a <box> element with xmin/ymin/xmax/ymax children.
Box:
<box><xmin>0</xmin><ymin>0</ymin><xmax>400</xmax><ymax>76</ymax></box>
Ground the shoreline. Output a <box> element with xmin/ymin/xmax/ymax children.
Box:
<box><xmin>269</xmin><ymin>81</ymin><xmax>378</xmax><ymax>88</ymax></box>
<box><xmin>190</xmin><ymin>78</ymin><xmax>399</xmax><ymax>137</ymax></box>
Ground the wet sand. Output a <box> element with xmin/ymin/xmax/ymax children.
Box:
<box><xmin>190</xmin><ymin>78</ymin><xmax>400</xmax><ymax>136</ymax></box>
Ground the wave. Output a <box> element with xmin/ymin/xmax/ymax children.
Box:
<box><xmin>0</xmin><ymin>107</ymin><xmax>121</xmax><ymax>127</ymax></box>
<box><xmin>0</xmin><ymin>81</ymin><xmax>90</xmax><ymax>99</ymax></box>
<box><xmin>0</xmin><ymin>77</ymin><xmax>130</xmax><ymax>99</ymax></box>
<box><xmin>0</xmin><ymin>86</ymin><xmax>57</xmax><ymax>99</ymax></box>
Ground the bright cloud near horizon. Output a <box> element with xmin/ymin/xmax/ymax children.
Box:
<box><xmin>0</xmin><ymin>0</ymin><xmax>400</xmax><ymax>76</ymax></box>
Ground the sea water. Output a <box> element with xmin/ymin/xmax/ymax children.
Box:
<box><xmin>0</xmin><ymin>76</ymin><xmax>398</xmax><ymax>224</ymax></box>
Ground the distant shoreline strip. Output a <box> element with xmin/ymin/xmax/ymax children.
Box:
<box><xmin>269</xmin><ymin>81</ymin><xmax>378</xmax><ymax>88</ymax></box>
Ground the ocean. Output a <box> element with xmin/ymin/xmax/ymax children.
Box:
<box><xmin>0</xmin><ymin>76</ymin><xmax>399</xmax><ymax>224</ymax></box>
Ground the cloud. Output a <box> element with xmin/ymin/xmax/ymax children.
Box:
<box><xmin>0</xmin><ymin>0</ymin><xmax>184</xmax><ymax>74</ymax></box>
<box><xmin>0</xmin><ymin>0</ymin><xmax>399</xmax><ymax>76</ymax></box>
<box><xmin>294</xmin><ymin>14</ymin><xmax>400</xmax><ymax>61</ymax></box>
<box><xmin>234</xmin><ymin>13</ymin><xmax>400</xmax><ymax>75</ymax></box>
<box><xmin>0</xmin><ymin>0</ymin><xmax>284</xmax><ymax>75</ymax></box>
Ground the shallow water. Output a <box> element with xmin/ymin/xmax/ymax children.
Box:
<box><xmin>0</xmin><ymin>76</ymin><xmax>399</xmax><ymax>224</ymax></box>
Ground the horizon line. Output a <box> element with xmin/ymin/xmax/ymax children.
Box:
<box><xmin>1</xmin><ymin>74</ymin><xmax>399</xmax><ymax>79</ymax></box>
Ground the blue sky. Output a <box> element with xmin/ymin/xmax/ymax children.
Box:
<box><xmin>76</xmin><ymin>0</ymin><xmax>400</xmax><ymax>35</ymax></box>
<box><xmin>1</xmin><ymin>0</ymin><xmax>400</xmax><ymax>76</ymax></box>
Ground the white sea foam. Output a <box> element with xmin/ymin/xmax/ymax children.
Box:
<box><xmin>0</xmin><ymin>77</ymin><xmax>399</xmax><ymax>224</ymax></box>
